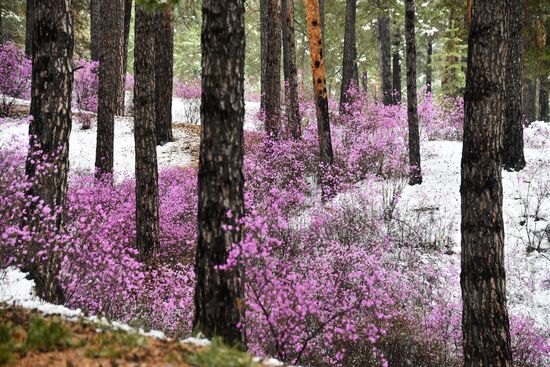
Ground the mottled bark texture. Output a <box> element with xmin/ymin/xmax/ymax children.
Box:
<box><xmin>118</xmin><ymin>0</ymin><xmax>133</xmax><ymax>116</ymax></box>
<box><xmin>193</xmin><ymin>0</ymin><xmax>245</xmax><ymax>347</ymax></box>
<box><xmin>460</xmin><ymin>0</ymin><xmax>513</xmax><ymax>366</ymax></box>
<box><xmin>522</xmin><ymin>79</ymin><xmax>536</xmax><ymax>124</ymax></box>
<box><xmin>339</xmin><ymin>0</ymin><xmax>357</xmax><ymax>113</ymax></box>
<box><xmin>503</xmin><ymin>0</ymin><xmax>525</xmax><ymax>172</ymax></box>
<box><xmin>378</xmin><ymin>15</ymin><xmax>392</xmax><ymax>106</ymax></box>
<box><xmin>281</xmin><ymin>0</ymin><xmax>301</xmax><ymax>139</ymax></box>
<box><xmin>305</xmin><ymin>0</ymin><xmax>333</xmax><ymax>167</ymax></box>
<box><xmin>426</xmin><ymin>36</ymin><xmax>433</xmax><ymax>93</ymax></box>
<box><xmin>155</xmin><ymin>8</ymin><xmax>174</xmax><ymax>145</ymax></box>
<box><xmin>405</xmin><ymin>0</ymin><xmax>421</xmax><ymax>185</ymax></box>
<box><xmin>134</xmin><ymin>5</ymin><xmax>160</xmax><ymax>260</ymax></box>
<box><xmin>392</xmin><ymin>22</ymin><xmax>401</xmax><ymax>104</ymax></box>
<box><xmin>264</xmin><ymin>0</ymin><xmax>281</xmax><ymax>138</ymax></box>
<box><xmin>25</xmin><ymin>0</ymin><xmax>34</xmax><ymax>57</ymax></box>
<box><xmin>25</xmin><ymin>0</ymin><xmax>73</xmax><ymax>304</ymax></box>
<box><xmin>90</xmin><ymin>0</ymin><xmax>100</xmax><ymax>61</ymax></box>
<box><xmin>95</xmin><ymin>0</ymin><xmax>124</xmax><ymax>178</ymax></box>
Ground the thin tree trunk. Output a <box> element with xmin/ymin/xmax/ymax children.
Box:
<box><xmin>503</xmin><ymin>0</ymin><xmax>525</xmax><ymax>171</ymax></box>
<box><xmin>95</xmin><ymin>0</ymin><xmax>124</xmax><ymax>178</ymax></box>
<box><xmin>155</xmin><ymin>8</ymin><xmax>174</xmax><ymax>145</ymax></box>
<box><xmin>90</xmin><ymin>0</ymin><xmax>100</xmax><ymax>61</ymax></box>
<box><xmin>522</xmin><ymin>79</ymin><xmax>536</xmax><ymax>124</ymax></box>
<box><xmin>392</xmin><ymin>22</ymin><xmax>401</xmax><ymax>104</ymax></box>
<box><xmin>361</xmin><ymin>70</ymin><xmax>368</xmax><ymax>94</ymax></box>
<box><xmin>378</xmin><ymin>15</ymin><xmax>392</xmax><ymax>105</ymax></box>
<box><xmin>339</xmin><ymin>0</ymin><xmax>357</xmax><ymax>113</ymax></box>
<box><xmin>460</xmin><ymin>0</ymin><xmax>513</xmax><ymax>365</ymax></box>
<box><xmin>540</xmin><ymin>83</ymin><xmax>549</xmax><ymax>121</ymax></box>
<box><xmin>281</xmin><ymin>0</ymin><xmax>301</xmax><ymax>139</ymax></box>
<box><xmin>264</xmin><ymin>0</ymin><xmax>281</xmax><ymax>138</ymax></box>
<box><xmin>260</xmin><ymin>0</ymin><xmax>267</xmax><ymax>111</ymax></box>
<box><xmin>405</xmin><ymin>0</ymin><xmax>421</xmax><ymax>185</ymax></box>
<box><xmin>25</xmin><ymin>0</ymin><xmax>34</xmax><ymax>57</ymax></box>
<box><xmin>134</xmin><ymin>4</ymin><xmax>160</xmax><ymax>260</ymax></box>
<box><xmin>25</xmin><ymin>0</ymin><xmax>73</xmax><ymax>304</ymax></box>
<box><xmin>193</xmin><ymin>0</ymin><xmax>245</xmax><ymax>347</ymax></box>
<box><xmin>426</xmin><ymin>36</ymin><xmax>433</xmax><ymax>93</ymax></box>
<box><xmin>117</xmin><ymin>0</ymin><xmax>132</xmax><ymax>116</ymax></box>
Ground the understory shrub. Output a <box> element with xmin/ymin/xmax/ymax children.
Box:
<box><xmin>0</xmin><ymin>43</ymin><xmax>31</xmax><ymax>116</ymax></box>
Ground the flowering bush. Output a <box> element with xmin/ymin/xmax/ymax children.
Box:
<box><xmin>0</xmin><ymin>43</ymin><xmax>31</xmax><ymax>116</ymax></box>
<box><xmin>174</xmin><ymin>79</ymin><xmax>201</xmax><ymax>99</ymax></box>
<box><xmin>73</xmin><ymin>59</ymin><xmax>99</xmax><ymax>115</ymax></box>
<box><xmin>418</xmin><ymin>92</ymin><xmax>464</xmax><ymax>141</ymax></box>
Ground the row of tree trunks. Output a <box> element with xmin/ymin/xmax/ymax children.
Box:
<box><xmin>193</xmin><ymin>0</ymin><xmax>246</xmax><ymax>348</ymax></box>
<box><xmin>460</xmin><ymin>0</ymin><xmax>513</xmax><ymax>365</ymax></box>
<box><xmin>264</xmin><ymin>0</ymin><xmax>281</xmax><ymax>138</ymax></box>
<box><xmin>281</xmin><ymin>0</ymin><xmax>301</xmax><ymax>139</ymax></box>
<box><xmin>405</xmin><ymin>0</ymin><xmax>421</xmax><ymax>185</ymax></box>
<box><xmin>339</xmin><ymin>0</ymin><xmax>357</xmax><ymax>113</ymax></box>
<box><xmin>378</xmin><ymin>14</ymin><xmax>392</xmax><ymax>106</ymax></box>
<box><xmin>25</xmin><ymin>0</ymin><xmax>74</xmax><ymax>304</ymax></box>
<box><xmin>155</xmin><ymin>8</ymin><xmax>174</xmax><ymax>145</ymax></box>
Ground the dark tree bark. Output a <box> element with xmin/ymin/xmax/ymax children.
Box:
<box><xmin>305</xmin><ymin>0</ymin><xmax>333</xmax><ymax>167</ymax></box>
<box><xmin>260</xmin><ymin>0</ymin><xmax>267</xmax><ymax>111</ymax></box>
<box><xmin>134</xmin><ymin>5</ymin><xmax>160</xmax><ymax>260</ymax></box>
<box><xmin>361</xmin><ymin>70</ymin><xmax>368</xmax><ymax>94</ymax></box>
<box><xmin>460</xmin><ymin>0</ymin><xmax>513</xmax><ymax>365</ymax></box>
<box><xmin>0</xmin><ymin>1</ymin><xmax>3</xmax><ymax>44</ymax></box>
<box><xmin>281</xmin><ymin>0</ymin><xmax>301</xmax><ymax>139</ymax></box>
<box><xmin>193</xmin><ymin>0</ymin><xmax>245</xmax><ymax>347</ymax></box>
<box><xmin>522</xmin><ymin>79</ymin><xmax>536</xmax><ymax>124</ymax></box>
<box><xmin>392</xmin><ymin>23</ymin><xmax>401</xmax><ymax>104</ymax></box>
<box><xmin>155</xmin><ymin>8</ymin><xmax>174</xmax><ymax>145</ymax></box>
<box><xmin>117</xmin><ymin>0</ymin><xmax>133</xmax><ymax>116</ymax></box>
<box><xmin>378</xmin><ymin>15</ymin><xmax>392</xmax><ymax>106</ymax></box>
<box><xmin>503</xmin><ymin>0</ymin><xmax>525</xmax><ymax>172</ymax></box>
<box><xmin>339</xmin><ymin>0</ymin><xmax>357</xmax><ymax>113</ymax></box>
<box><xmin>405</xmin><ymin>0</ymin><xmax>421</xmax><ymax>185</ymax></box>
<box><xmin>319</xmin><ymin>0</ymin><xmax>325</xmax><ymax>37</ymax></box>
<box><xmin>95</xmin><ymin>0</ymin><xmax>124</xmax><ymax>178</ymax></box>
<box><xmin>90</xmin><ymin>0</ymin><xmax>100</xmax><ymax>61</ymax></box>
<box><xmin>426</xmin><ymin>36</ymin><xmax>433</xmax><ymax>93</ymax></box>
<box><xmin>541</xmin><ymin>80</ymin><xmax>549</xmax><ymax>121</ymax></box>
<box><xmin>264</xmin><ymin>0</ymin><xmax>281</xmax><ymax>138</ymax></box>
<box><xmin>25</xmin><ymin>0</ymin><xmax>73</xmax><ymax>304</ymax></box>
<box><xmin>25</xmin><ymin>0</ymin><xmax>34</xmax><ymax>57</ymax></box>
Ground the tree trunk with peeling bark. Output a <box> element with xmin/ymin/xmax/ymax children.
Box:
<box><xmin>281</xmin><ymin>0</ymin><xmax>301</xmax><ymax>139</ymax></box>
<box><xmin>460</xmin><ymin>0</ymin><xmax>513</xmax><ymax>365</ymax></box>
<box><xmin>339</xmin><ymin>0</ymin><xmax>357</xmax><ymax>113</ymax></box>
<box><xmin>25</xmin><ymin>0</ymin><xmax>73</xmax><ymax>304</ymax></box>
<box><xmin>264</xmin><ymin>0</ymin><xmax>281</xmax><ymax>138</ymax></box>
<box><xmin>155</xmin><ymin>8</ymin><xmax>174</xmax><ymax>145</ymax></box>
<box><xmin>193</xmin><ymin>0</ymin><xmax>246</xmax><ymax>348</ymax></box>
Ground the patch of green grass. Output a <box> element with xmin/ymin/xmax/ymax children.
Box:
<box><xmin>25</xmin><ymin>316</ymin><xmax>72</xmax><ymax>352</ymax></box>
<box><xmin>0</xmin><ymin>322</ymin><xmax>16</xmax><ymax>365</ymax></box>
<box><xmin>187</xmin><ymin>338</ymin><xmax>259</xmax><ymax>367</ymax></box>
<box><xmin>85</xmin><ymin>330</ymin><xmax>147</xmax><ymax>359</ymax></box>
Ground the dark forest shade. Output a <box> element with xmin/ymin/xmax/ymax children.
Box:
<box><xmin>25</xmin><ymin>0</ymin><xmax>73</xmax><ymax>304</ymax></box>
<box><xmin>281</xmin><ymin>0</ymin><xmax>301</xmax><ymax>139</ymax></box>
<box><xmin>460</xmin><ymin>0</ymin><xmax>513</xmax><ymax>365</ymax></box>
<box><xmin>339</xmin><ymin>0</ymin><xmax>357</xmax><ymax>113</ymax></box>
<box><xmin>378</xmin><ymin>15</ymin><xmax>392</xmax><ymax>106</ymax></box>
<box><xmin>405</xmin><ymin>0</ymin><xmax>421</xmax><ymax>185</ymax></box>
<box><xmin>134</xmin><ymin>5</ymin><xmax>160</xmax><ymax>260</ymax></box>
<box><xmin>502</xmin><ymin>0</ymin><xmax>525</xmax><ymax>172</ymax></box>
<box><xmin>193</xmin><ymin>0</ymin><xmax>246</xmax><ymax>347</ymax></box>
<box><xmin>95</xmin><ymin>0</ymin><xmax>124</xmax><ymax>178</ymax></box>
<box><xmin>155</xmin><ymin>8</ymin><xmax>174</xmax><ymax>145</ymax></box>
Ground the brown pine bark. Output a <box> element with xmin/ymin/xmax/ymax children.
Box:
<box><xmin>460</xmin><ymin>0</ymin><xmax>513</xmax><ymax>365</ymax></box>
<box><xmin>392</xmin><ymin>22</ymin><xmax>402</xmax><ymax>104</ymax></box>
<box><xmin>378</xmin><ymin>15</ymin><xmax>392</xmax><ymax>106</ymax></box>
<box><xmin>305</xmin><ymin>0</ymin><xmax>334</xmax><ymax>168</ymax></box>
<box><xmin>264</xmin><ymin>0</ymin><xmax>281</xmax><ymax>138</ymax></box>
<box><xmin>405</xmin><ymin>0</ymin><xmax>421</xmax><ymax>185</ymax></box>
<box><xmin>193</xmin><ymin>0</ymin><xmax>246</xmax><ymax>347</ymax></box>
<box><xmin>339</xmin><ymin>0</ymin><xmax>357</xmax><ymax>113</ymax></box>
<box><xmin>134</xmin><ymin>5</ymin><xmax>160</xmax><ymax>260</ymax></box>
<box><xmin>25</xmin><ymin>0</ymin><xmax>34</xmax><ymax>57</ymax></box>
<box><xmin>281</xmin><ymin>0</ymin><xmax>301</xmax><ymax>139</ymax></box>
<box><xmin>25</xmin><ymin>0</ymin><xmax>73</xmax><ymax>304</ymax></box>
<box><xmin>90</xmin><ymin>0</ymin><xmax>100</xmax><ymax>61</ymax></box>
<box><xmin>426</xmin><ymin>36</ymin><xmax>433</xmax><ymax>93</ymax></box>
<box><xmin>503</xmin><ymin>0</ymin><xmax>525</xmax><ymax>172</ymax></box>
<box><xmin>95</xmin><ymin>0</ymin><xmax>124</xmax><ymax>178</ymax></box>
<box><xmin>155</xmin><ymin>8</ymin><xmax>174</xmax><ymax>145</ymax></box>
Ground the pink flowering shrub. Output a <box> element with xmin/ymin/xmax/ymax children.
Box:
<box><xmin>174</xmin><ymin>79</ymin><xmax>201</xmax><ymax>99</ymax></box>
<box><xmin>0</xmin><ymin>43</ymin><xmax>31</xmax><ymax>116</ymax></box>
<box><xmin>418</xmin><ymin>92</ymin><xmax>464</xmax><ymax>141</ymax></box>
<box><xmin>73</xmin><ymin>59</ymin><xmax>99</xmax><ymax>113</ymax></box>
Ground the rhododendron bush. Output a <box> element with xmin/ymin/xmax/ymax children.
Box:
<box><xmin>0</xmin><ymin>43</ymin><xmax>31</xmax><ymax>116</ymax></box>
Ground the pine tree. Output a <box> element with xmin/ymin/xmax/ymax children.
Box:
<box><xmin>264</xmin><ymin>0</ymin><xmax>281</xmax><ymax>138</ymax></box>
<box><xmin>339</xmin><ymin>0</ymin><xmax>357</xmax><ymax>113</ymax></box>
<box><xmin>281</xmin><ymin>0</ymin><xmax>301</xmax><ymax>139</ymax></box>
<box><xmin>426</xmin><ymin>36</ymin><xmax>433</xmax><ymax>93</ymax></box>
<box><xmin>24</xmin><ymin>0</ymin><xmax>34</xmax><ymax>57</ymax></box>
<box><xmin>392</xmin><ymin>21</ymin><xmax>401</xmax><ymax>104</ymax></box>
<box><xmin>155</xmin><ymin>8</ymin><xmax>174</xmax><ymax>145</ymax></box>
<box><xmin>90</xmin><ymin>0</ymin><xmax>100</xmax><ymax>61</ymax></box>
<box><xmin>378</xmin><ymin>14</ymin><xmax>392</xmax><ymax>105</ymax></box>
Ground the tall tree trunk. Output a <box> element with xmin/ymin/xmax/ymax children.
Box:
<box><xmin>361</xmin><ymin>70</ymin><xmax>368</xmax><ymax>94</ymax></box>
<box><xmin>193</xmin><ymin>0</ymin><xmax>245</xmax><ymax>347</ymax></box>
<box><xmin>281</xmin><ymin>0</ymin><xmax>301</xmax><ymax>139</ymax></box>
<box><xmin>260</xmin><ymin>0</ymin><xmax>267</xmax><ymax>111</ymax></box>
<box><xmin>90</xmin><ymin>0</ymin><xmax>100</xmax><ymax>61</ymax></box>
<box><xmin>264</xmin><ymin>0</ymin><xmax>281</xmax><ymax>138</ymax></box>
<box><xmin>378</xmin><ymin>15</ymin><xmax>392</xmax><ymax>105</ymax></box>
<box><xmin>522</xmin><ymin>79</ymin><xmax>536</xmax><ymax>124</ymax></box>
<box><xmin>305</xmin><ymin>0</ymin><xmax>333</xmax><ymax>167</ymax></box>
<box><xmin>426</xmin><ymin>36</ymin><xmax>433</xmax><ymax>93</ymax></box>
<box><xmin>25</xmin><ymin>0</ymin><xmax>34</xmax><ymax>57</ymax></box>
<box><xmin>155</xmin><ymin>8</ymin><xmax>174</xmax><ymax>145</ymax></box>
<box><xmin>134</xmin><ymin>5</ymin><xmax>160</xmax><ymax>260</ymax></box>
<box><xmin>405</xmin><ymin>0</ymin><xmax>421</xmax><ymax>185</ymax></box>
<box><xmin>339</xmin><ymin>0</ymin><xmax>357</xmax><ymax>113</ymax></box>
<box><xmin>503</xmin><ymin>0</ymin><xmax>525</xmax><ymax>172</ymax></box>
<box><xmin>460</xmin><ymin>0</ymin><xmax>513</xmax><ymax>365</ymax></box>
<box><xmin>392</xmin><ymin>22</ymin><xmax>401</xmax><ymax>104</ymax></box>
<box><xmin>117</xmin><ymin>0</ymin><xmax>132</xmax><ymax>116</ymax></box>
<box><xmin>25</xmin><ymin>0</ymin><xmax>73</xmax><ymax>304</ymax></box>
<box><xmin>95</xmin><ymin>0</ymin><xmax>124</xmax><ymax>178</ymax></box>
